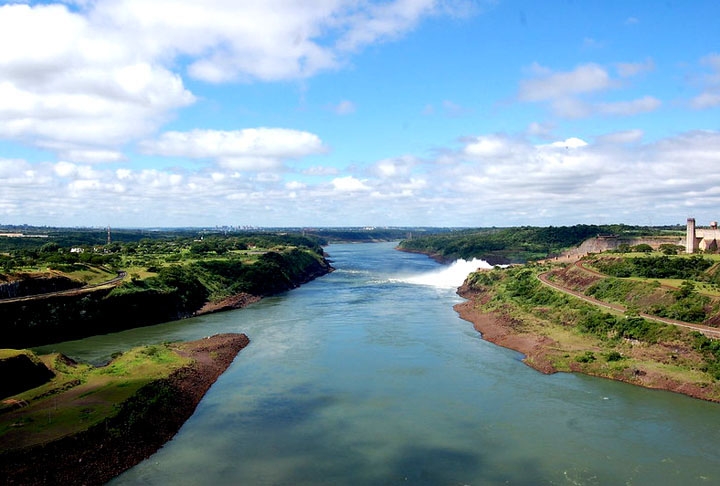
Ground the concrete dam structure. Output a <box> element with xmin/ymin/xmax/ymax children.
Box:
<box><xmin>686</xmin><ymin>218</ymin><xmax>720</xmax><ymax>253</ymax></box>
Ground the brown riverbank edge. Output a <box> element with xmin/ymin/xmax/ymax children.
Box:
<box><xmin>454</xmin><ymin>288</ymin><xmax>720</xmax><ymax>403</ymax></box>
<box><xmin>0</xmin><ymin>333</ymin><xmax>250</xmax><ymax>485</ymax></box>
<box><xmin>195</xmin><ymin>291</ymin><xmax>262</xmax><ymax>315</ymax></box>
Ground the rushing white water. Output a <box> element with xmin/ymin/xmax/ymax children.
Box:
<box><xmin>400</xmin><ymin>258</ymin><xmax>495</xmax><ymax>288</ymax></box>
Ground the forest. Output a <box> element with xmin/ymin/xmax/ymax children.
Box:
<box><xmin>397</xmin><ymin>224</ymin><xmax>680</xmax><ymax>263</ymax></box>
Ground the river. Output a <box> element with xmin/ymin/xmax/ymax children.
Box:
<box><xmin>35</xmin><ymin>242</ymin><xmax>720</xmax><ymax>485</ymax></box>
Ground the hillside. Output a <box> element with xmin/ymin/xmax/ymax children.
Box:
<box><xmin>397</xmin><ymin>224</ymin><xmax>684</xmax><ymax>263</ymax></box>
<box><xmin>457</xmin><ymin>252</ymin><xmax>720</xmax><ymax>402</ymax></box>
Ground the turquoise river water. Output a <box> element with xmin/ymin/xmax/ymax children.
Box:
<box><xmin>35</xmin><ymin>242</ymin><xmax>720</xmax><ymax>485</ymax></box>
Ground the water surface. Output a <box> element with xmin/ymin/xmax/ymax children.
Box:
<box><xmin>37</xmin><ymin>242</ymin><xmax>720</xmax><ymax>485</ymax></box>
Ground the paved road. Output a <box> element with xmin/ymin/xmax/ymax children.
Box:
<box><xmin>536</xmin><ymin>269</ymin><xmax>720</xmax><ymax>339</ymax></box>
<box><xmin>0</xmin><ymin>271</ymin><xmax>127</xmax><ymax>304</ymax></box>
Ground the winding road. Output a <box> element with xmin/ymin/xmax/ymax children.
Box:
<box><xmin>0</xmin><ymin>271</ymin><xmax>127</xmax><ymax>304</ymax></box>
<box><xmin>536</xmin><ymin>267</ymin><xmax>720</xmax><ymax>339</ymax></box>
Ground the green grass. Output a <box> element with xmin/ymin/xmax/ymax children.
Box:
<box><xmin>64</xmin><ymin>265</ymin><xmax>115</xmax><ymax>285</ymax></box>
<box><xmin>0</xmin><ymin>344</ymin><xmax>190</xmax><ymax>451</ymax></box>
<box><xmin>0</xmin><ymin>349</ymin><xmax>26</xmax><ymax>359</ymax></box>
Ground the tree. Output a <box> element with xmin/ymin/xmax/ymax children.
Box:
<box><xmin>40</xmin><ymin>242</ymin><xmax>61</xmax><ymax>253</ymax></box>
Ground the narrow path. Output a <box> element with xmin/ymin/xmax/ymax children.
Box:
<box><xmin>536</xmin><ymin>270</ymin><xmax>720</xmax><ymax>339</ymax></box>
<box><xmin>0</xmin><ymin>271</ymin><xmax>127</xmax><ymax>304</ymax></box>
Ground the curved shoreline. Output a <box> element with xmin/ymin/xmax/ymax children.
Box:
<box><xmin>0</xmin><ymin>333</ymin><xmax>250</xmax><ymax>485</ymax></box>
<box><xmin>454</xmin><ymin>288</ymin><xmax>720</xmax><ymax>403</ymax></box>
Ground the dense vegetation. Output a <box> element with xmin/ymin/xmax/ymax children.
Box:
<box><xmin>470</xmin><ymin>266</ymin><xmax>682</xmax><ymax>344</ymax></box>
<box><xmin>398</xmin><ymin>224</ymin><xmax>676</xmax><ymax>263</ymax></box>
<box><xmin>589</xmin><ymin>255</ymin><xmax>715</xmax><ymax>280</ymax></box>
<box><xmin>465</xmin><ymin>264</ymin><xmax>720</xmax><ymax>380</ymax></box>
<box><xmin>0</xmin><ymin>232</ymin><xmax>332</xmax><ymax>348</ymax></box>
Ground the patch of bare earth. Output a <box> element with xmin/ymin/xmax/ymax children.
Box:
<box><xmin>0</xmin><ymin>333</ymin><xmax>250</xmax><ymax>485</ymax></box>
<box><xmin>453</xmin><ymin>297</ymin><xmax>558</xmax><ymax>374</ymax></box>
<box><xmin>548</xmin><ymin>265</ymin><xmax>602</xmax><ymax>292</ymax></box>
<box><xmin>196</xmin><ymin>292</ymin><xmax>261</xmax><ymax>315</ymax></box>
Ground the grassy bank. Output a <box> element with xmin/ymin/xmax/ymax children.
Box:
<box><xmin>0</xmin><ymin>334</ymin><xmax>249</xmax><ymax>484</ymax></box>
<box><xmin>0</xmin><ymin>344</ymin><xmax>191</xmax><ymax>451</ymax></box>
<box><xmin>459</xmin><ymin>263</ymin><xmax>720</xmax><ymax>402</ymax></box>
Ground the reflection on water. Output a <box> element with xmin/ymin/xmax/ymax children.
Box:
<box><xmin>41</xmin><ymin>242</ymin><xmax>720</xmax><ymax>485</ymax></box>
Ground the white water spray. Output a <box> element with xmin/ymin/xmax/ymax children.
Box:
<box><xmin>401</xmin><ymin>258</ymin><xmax>495</xmax><ymax>288</ymax></box>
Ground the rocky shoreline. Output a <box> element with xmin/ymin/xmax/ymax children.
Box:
<box><xmin>0</xmin><ymin>333</ymin><xmax>250</xmax><ymax>485</ymax></box>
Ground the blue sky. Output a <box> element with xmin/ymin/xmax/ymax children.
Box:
<box><xmin>1</xmin><ymin>0</ymin><xmax>719</xmax><ymax>228</ymax></box>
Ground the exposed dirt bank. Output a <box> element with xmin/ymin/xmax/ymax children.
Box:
<box><xmin>454</xmin><ymin>292</ymin><xmax>558</xmax><ymax>374</ymax></box>
<box><xmin>455</xmin><ymin>287</ymin><xmax>720</xmax><ymax>403</ymax></box>
<box><xmin>196</xmin><ymin>292</ymin><xmax>262</xmax><ymax>315</ymax></box>
<box><xmin>0</xmin><ymin>333</ymin><xmax>250</xmax><ymax>485</ymax></box>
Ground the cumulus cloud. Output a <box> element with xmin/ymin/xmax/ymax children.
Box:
<box><xmin>331</xmin><ymin>176</ymin><xmax>371</xmax><ymax>192</ymax></box>
<box><xmin>140</xmin><ymin>128</ymin><xmax>327</xmax><ymax>172</ymax></box>
<box><xmin>596</xmin><ymin>96</ymin><xmax>661</xmax><ymax>116</ymax></box>
<box><xmin>373</xmin><ymin>155</ymin><xmax>418</xmax><ymax>178</ymax></box>
<box><xmin>690</xmin><ymin>53</ymin><xmax>720</xmax><ymax>109</ymax></box>
<box><xmin>518</xmin><ymin>63</ymin><xmax>613</xmax><ymax>102</ymax></box>
<box><xmin>3</xmin><ymin>130</ymin><xmax>720</xmax><ymax>226</ymax></box>
<box><xmin>518</xmin><ymin>62</ymin><xmax>661</xmax><ymax>119</ymax></box>
<box><xmin>0</xmin><ymin>0</ymin><xmax>467</xmax><ymax>161</ymax></box>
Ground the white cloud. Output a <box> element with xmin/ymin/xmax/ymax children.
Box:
<box><xmin>518</xmin><ymin>62</ymin><xmax>661</xmax><ymax>119</ymax></box>
<box><xmin>331</xmin><ymin>175</ymin><xmax>370</xmax><ymax>192</ymax></box>
<box><xmin>691</xmin><ymin>92</ymin><xmax>720</xmax><ymax>109</ymax></box>
<box><xmin>331</xmin><ymin>100</ymin><xmax>357</xmax><ymax>115</ymax></box>
<box><xmin>542</xmin><ymin>138</ymin><xmax>588</xmax><ymax>149</ymax></box>
<box><xmin>3</xmin><ymin>130</ymin><xmax>720</xmax><ymax>227</ymax></box>
<box><xmin>690</xmin><ymin>53</ymin><xmax>720</xmax><ymax>109</ymax></box>
<box><xmin>464</xmin><ymin>135</ymin><xmax>519</xmax><ymax>158</ymax></box>
<box><xmin>303</xmin><ymin>165</ymin><xmax>340</xmax><ymax>176</ymax></box>
<box><xmin>0</xmin><ymin>0</ymin><xmax>465</xmax><ymax>161</ymax></box>
<box><xmin>526</xmin><ymin>121</ymin><xmax>555</xmax><ymax>139</ymax></box>
<box><xmin>0</xmin><ymin>4</ymin><xmax>195</xmax><ymax>159</ymax></box>
<box><xmin>616</xmin><ymin>58</ymin><xmax>655</xmax><ymax>78</ymax></box>
<box><xmin>596</xmin><ymin>96</ymin><xmax>661</xmax><ymax>116</ymax></box>
<box><xmin>140</xmin><ymin>128</ymin><xmax>326</xmax><ymax>172</ymax></box>
<box><xmin>595</xmin><ymin>129</ymin><xmax>644</xmax><ymax>145</ymax></box>
<box><xmin>373</xmin><ymin>155</ymin><xmax>418</xmax><ymax>178</ymax></box>
<box><xmin>518</xmin><ymin>63</ymin><xmax>612</xmax><ymax>102</ymax></box>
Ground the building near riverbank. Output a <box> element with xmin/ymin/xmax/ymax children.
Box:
<box><xmin>686</xmin><ymin>218</ymin><xmax>720</xmax><ymax>253</ymax></box>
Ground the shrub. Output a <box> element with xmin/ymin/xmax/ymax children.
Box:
<box><xmin>576</xmin><ymin>351</ymin><xmax>596</xmax><ymax>363</ymax></box>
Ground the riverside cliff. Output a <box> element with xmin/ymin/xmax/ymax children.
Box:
<box><xmin>0</xmin><ymin>333</ymin><xmax>250</xmax><ymax>485</ymax></box>
<box><xmin>1</xmin><ymin>248</ymin><xmax>332</xmax><ymax>348</ymax></box>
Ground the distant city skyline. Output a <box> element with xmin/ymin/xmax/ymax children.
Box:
<box><xmin>0</xmin><ymin>0</ymin><xmax>719</xmax><ymax>228</ymax></box>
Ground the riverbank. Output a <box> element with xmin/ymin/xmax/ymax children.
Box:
<box><xmin>455</xmin><ymin>287</ymin><xmax>720</xmax><ymax>403</ymax></box>
<box><xmin>0</xmin><ymin>333</ymin><xmax>249</xmax><ymax>485</ymax></box>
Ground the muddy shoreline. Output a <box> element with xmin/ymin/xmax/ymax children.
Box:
<box><xmin>0</xmin><ymin>333</ymin><xmax>250</xmax><ymax>485</ymax></box>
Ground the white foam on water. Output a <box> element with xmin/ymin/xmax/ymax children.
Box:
<box><xmin>398</xmin><ymin>258</ymin><xmax>495</xmax><ymax>289</ymax></box>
